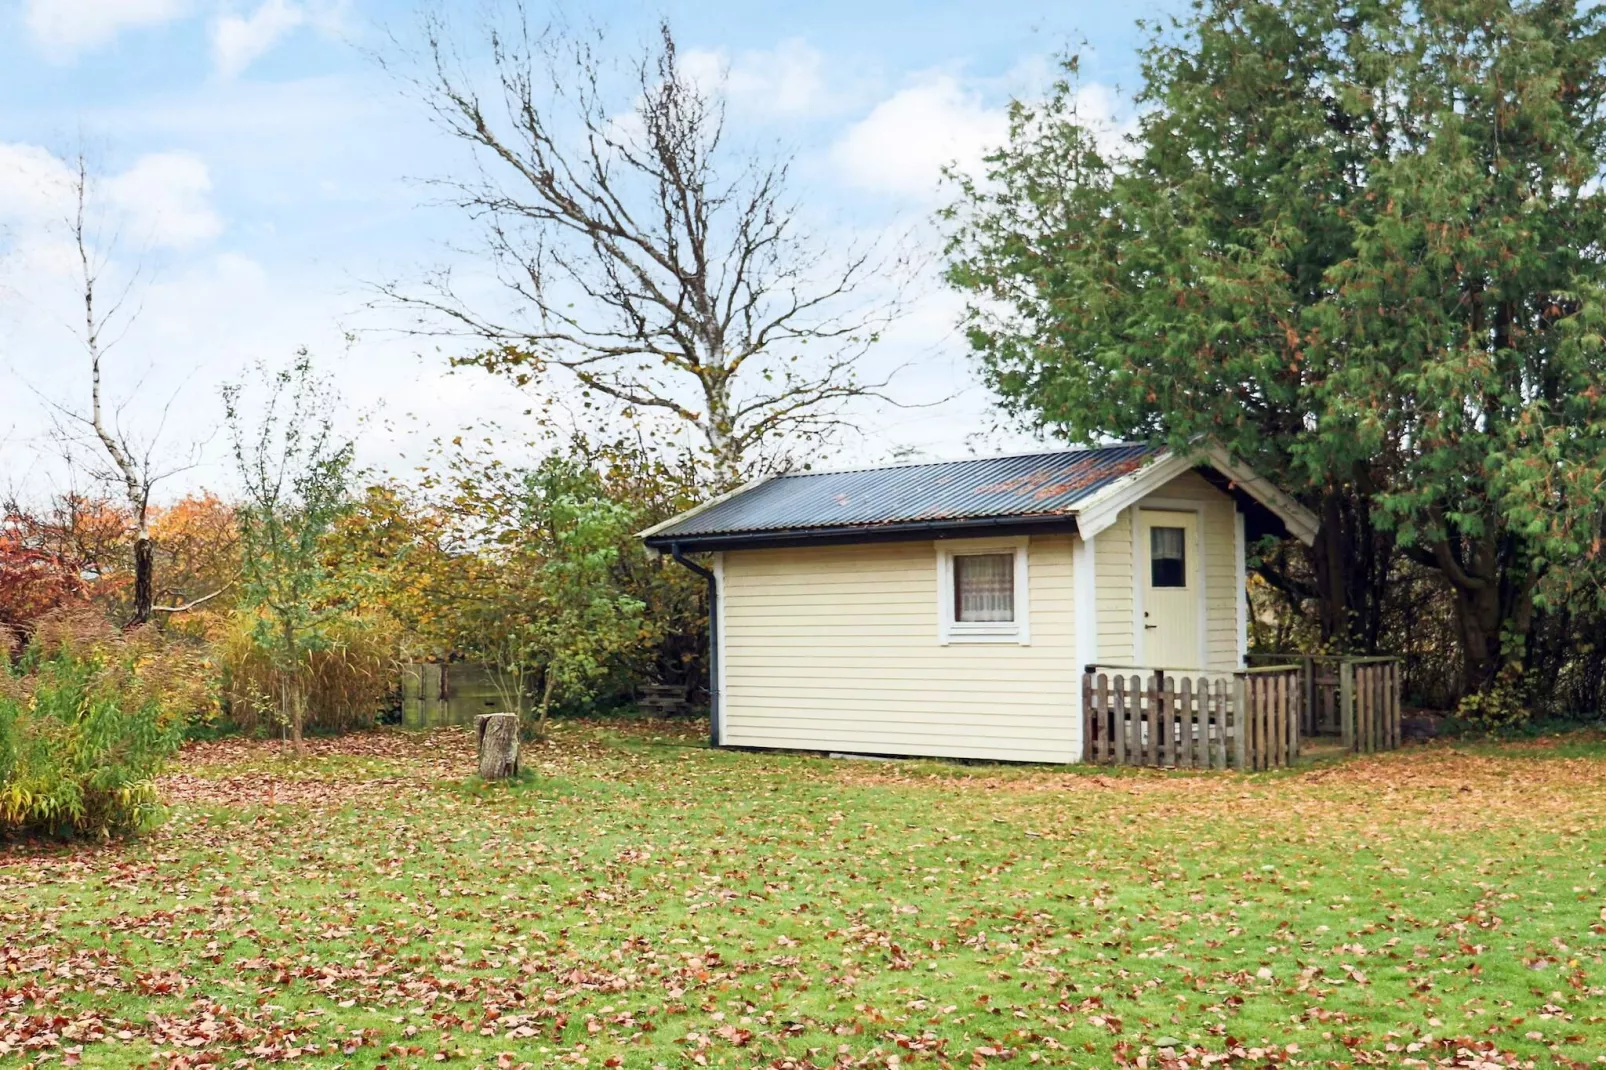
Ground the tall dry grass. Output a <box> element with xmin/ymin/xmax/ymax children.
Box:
<box><xmin>218</xmin><ymin>611</ymin><xmax>399</xmax><ymax>736</ymax></box>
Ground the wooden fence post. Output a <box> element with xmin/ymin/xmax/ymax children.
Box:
<box><xmin>1097</xmin><ymin>673</ymin><xmax>1110</xmax><ymax>762</ymax></box>
<box><xmin>1127</xmin><ymin>675</ymin><xmax>1140</xmax><ymax>763</ymax></box>
<box><xmin>1113</xmin><ymin>676</ymin><xmax>1128</xmax><ymax>765</ymax></box>
<box><xmin>1302</xmin><ymin>655</ymin><xmax>1315</xmax><ymax>736</ymax></box>
<box><xmin>1271</xmin><ymin>673</ymin><xmax>1283</xmax><ymax>768</ymax></box>
<box><xmin>1356</xmin><ymin>664</ymin><xmax>1367</xmax><ymax>753</ymax></box>
<box><xmin>1339</xmin><ymin>659</ymin><xmax>1355</xmax><ymax>752</ymax></box>
<box><xmin>1368</xmin><ymin>664</ymin><xmax>1379</xmax><ymax>752</ymax></box>
<box><xmin>1145</xmin><ymin>674</ymin><xmax>1159</xmax><ymax>767</ymax></box>
<box><xmin>1214</xmin><ymin>679</ymin><xmax>1228</xmax><ymax>770</ymax></box>
<box><xmin>1246</xmin><ymin>675</ymin><xmax>1258</xmax><ymax>771</ymax></box>
<box><xmin>1290</xmin><ymin>668</ymin><xmax>1301</xmax><ymax>762</ymax></box>
<box><xmin>1232</xmin><ymin>675</ymin><xmax>1247</xmax><ymax>771</ymax></box>
<box><xmin>1082</xmin><ymin>673</ymin><xmax>1094</xmax><ymax>762</ymax></box>
<box><xmin>1392</xmin><ymin>660</ymin><xmax>1403</xmax><ymax>749</ymax></box>
<box><xmin>1380</xmin><ymin>663</ymin><xmax>1390</xmax><ymax>751</ymax></box>
<box><xmin>1179</xmin><ymin>677</ymin><xmax>1194</xmax><ymax>769</ymax></box>
<box><xmin>1369</xmin><ymin>664</ymin><xmax>1380</xmax><ymax>752</ymax></box>
<box><xmin>1261</xmin><ymin>675</ymin><xmax>1272</xmax><ymax>770</ymax></box>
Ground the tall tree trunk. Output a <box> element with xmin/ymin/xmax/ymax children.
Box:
<box><xmin>288</xmin><ymin>678</ymin><xmax>306</xmax><ymax>756</ymax></box>
<box><xmin>699</xmin><ymin>370</ymin><xmax>743</xmax><ymax>479</ymax></box>
<box><xmin>1430</xmin><ymin>526</ymin><xmax>1532</xmax><ymax>698</ymax></box>
<box><xmin>1449</xmin><ymin>579</ymin><xmax>1502</xmax><ymax>695</ymax></box>
<box><xmin>131</xmin><ymin>528</ymin><xmax>154</xmax><ymax>625</ymax></box>
<box><xmin>1311</xmin><ymin>490</ymin><xmax>1351</xmax><ymax>649</ymax></box>
<box><xmin>1307</xmin><ymin>478</ymin><xmax>1398</xmax><ymax>656</ymax></box>
<box><xmin>534</xmin><ymin>672</ymin><xmax>557</xmax><ymax>742</ymax></box>
<box><xmin>280</xmin><ymin>619</ymin><xmax>306</xmax><ymax>756</ymax></box>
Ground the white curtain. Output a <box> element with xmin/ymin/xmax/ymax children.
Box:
<box><xmin>955</xmin><ymin>553</ymin><xmax>1014</xmax><ymax>621</ymax></box>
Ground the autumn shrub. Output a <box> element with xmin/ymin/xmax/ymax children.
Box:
<box><xmin>0</xmin><ymin>616</ymin><xmax>190</xmax><ymax>838</ymax></box>
<box><xmin>24</xmin><ymin>610</ymin><xmax>219</xmax><ymax>726</ymax></box>
<box><xmin>1453</xmin><ymin>664</ymin><xmax>1532</xmax><ymax>732</ymax></box>
<box><xmin>219</xmin><ymin>610</ymin><xmax>399</xmax><ymax>736</ymax></box>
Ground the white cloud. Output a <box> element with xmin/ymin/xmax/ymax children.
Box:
<box><xmin>831</xmin><ymin>73</ymin><xmax>1130</xmax><ymax>202</ymax></box>
<box><xmin>24</xmin><ymin>0</ymin><xmax>190</xmax><ymax>59</ymax></box>
<box><xmin>0</xmin><ymin>143</ymin><xmax>221</xmax><ymax>252</ymax></box>
<box><xmin>830</xmin><ymin>75</ymin><xmax>1008</xmax><ymax>200</ymax></box>
<box><xmin>212</xmin><ymin>0</ymin><xmax>305</xmax><ymax>78</ymax></box>
<box><xmin>0</xmin><ymin>143</ymin><xmax>76</xmax><ymax>222</ymax></box>
<box><xmin>682</xmin><ymin>39</ymin><xmax>834</xmax><ymax>119</ymax></box>
<box><xmin>105</xmin><ymin>152</ymin><xmax>223</xmax><ymax>247</ymax></box>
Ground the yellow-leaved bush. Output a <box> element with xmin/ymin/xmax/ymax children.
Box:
<box><xmin>0</xmin><ymin>611</ymin><xmax>203</xmax><ymax>838</ymax></box>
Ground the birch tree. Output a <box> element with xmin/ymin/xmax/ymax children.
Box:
<box><xmin>46</xmin><ymin>155</ymin><xmax>206</xmax><ymax>624</ymax></box>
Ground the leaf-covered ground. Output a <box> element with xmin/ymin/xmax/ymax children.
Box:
<box><xmin>4</xmin><ymin>721</ymin><xmax>1605</xmax><ymax>1070</ymax></box>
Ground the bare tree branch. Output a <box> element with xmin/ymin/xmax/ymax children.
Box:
<box><xmin>375</xmin><ymin>7</ymin><xmax>909</xmax><ymax>476</ymax></box>
<box><xmin>153</xmin><ymin>581</ymin><xmax>235</xmax><ymax>614</ymax></box>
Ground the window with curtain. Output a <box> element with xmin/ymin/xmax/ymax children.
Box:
<box><xmin>1150</xmin><ymin>526</ymin><xmax>1186</xmax><ymax>587</ymax></box>
<box><xmin>954</xmin><ymin>552</ymin><xmax>1015</xmax><ymax>621</ymax></box>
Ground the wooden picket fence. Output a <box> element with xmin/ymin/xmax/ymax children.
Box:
<box><xmin>1245</xmin><ymin>654</ymin><xmax>1405</xmax><ymax>754</ymax></box>
<box><xmin>1344</xmin><ymin>658</ymin><xmax>1402</xmax><ymax>753</ymax></box>
<box><xmin>1081</xmin><ymin>667</ymin><xmax>1303</xmax><ymax>771</ymax></box>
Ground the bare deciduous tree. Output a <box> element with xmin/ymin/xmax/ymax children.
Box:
<box><xmin>380</xmin><ymin>9</ymin><xmax>906</xmax><ymax>477</ymax></box>
<box><xmin>50</xmin><ymin>154</ymin><xmax>204</xmax><ymax>624</ymax></box>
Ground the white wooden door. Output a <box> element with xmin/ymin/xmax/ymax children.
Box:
<box><xmin>1140</xmin><ymin>509</ymin><xmax>1200</xmax><ymax>669</ymax></box>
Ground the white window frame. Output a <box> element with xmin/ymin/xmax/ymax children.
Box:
<box><xmin>936</xmin><ymin>536</ymin><xmax>1031</xmax><ymax>645</ymax></box>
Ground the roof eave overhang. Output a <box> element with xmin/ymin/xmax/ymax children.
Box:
<box><xmin>636</xmin><ymin>473</ymin><xmax>777</xmax><ymax>543</ymax></box>
<box><xmin>643</xmin><ymin>512</ymin><xmax>1081</xmax><ymax>553</ymax></box>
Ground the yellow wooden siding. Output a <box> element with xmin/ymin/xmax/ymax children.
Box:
<box><xmin>719</xmin><ymin>536</ymin><xmax>1081</xmax><ymax>762</ymax></box>
<box><xmin>1090</xmin><ymin>470</ymin><xmax>1242</xmax><ymax>672</ymax></box>
<box><xmin>1093</xmin><ymin>508</ymin><xmax>1135</xmax><ymax>664</ymax></box>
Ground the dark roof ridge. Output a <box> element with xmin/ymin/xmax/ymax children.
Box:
<box><xmin>772</xmin><ymin>440</ymin><xmax>1151</xmax><ymax>481</ymax></box>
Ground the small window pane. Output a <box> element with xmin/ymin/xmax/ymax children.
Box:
<box><xmin>1151</xmin><ymin>526</ymin><xmax>1186</xmax><ymax>587</ymax></box>
<box><xmin>955</xmin><ymin>553</ymin><xmax>1015</xmax><ymax>622</ymax></box>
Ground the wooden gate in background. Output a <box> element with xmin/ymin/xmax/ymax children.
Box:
<box><xmin>1342</xmin><ymin>658</ymin><xmax>1401</xmax><ymax>753</ymax></box>
<box><xmin>1246</xmin><ymin>654</ymin><xmax>1404</xmax><ymax>752</ymax></box>
<box><xmin>401</xmin><ymin>663</ymin><xmax>511</xmax><ymax>728</ymax></box>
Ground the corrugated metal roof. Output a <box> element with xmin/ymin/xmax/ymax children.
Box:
<box><xmin>649</xmin><ymin>443</ymin><xmax>1159</xmax><ymax>541</ymax></box>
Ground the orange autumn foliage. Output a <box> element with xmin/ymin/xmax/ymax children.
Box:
<box><xmin>0</xmin><ymin>497</ymin><xmax>127</xmax><ymax>646</ymax></box>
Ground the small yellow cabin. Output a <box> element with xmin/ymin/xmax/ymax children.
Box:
<box><xmin>642</xmin><ymin>444</ymin><xmax>1316</xmax><ymax>764</ymax></box>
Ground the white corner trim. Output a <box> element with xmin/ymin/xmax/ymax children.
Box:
<box><xmin>935</xmin><ymin>536</ymin><xmax>1032</xmax><ymax>645</ymax></box>
<box><xmin>1234</xmin><ymin>509</ymin><xmax>1248</xmax><ymax>667</ymax></box>
<box><xmin>1072</xmin><ymin>533</ymin><xmax>1096</xmax><ymax>764</ymax></box>
<box><xmin>1133</xmin><ymin>499</ymin><xmax>1210</xmax><ymax>671</ymax></box>
<box><xmin>1073</xmin><ymin>532</ymin><xmax>1097</xmax><ymax>672</ymax></box>
<box><xmin>712</xmin><ymin>551</ymin><xmax>727</xmax><ymax>746</ymax></box>
<box><xmin>637</xmin><ymin>474</ymin><xmax>776</xmax><ymax>540</ymax></box>
<box><xmin>1130</xmin><ymin>508</ymin><xmax>1145</xmax><ymax>664</ymax></box>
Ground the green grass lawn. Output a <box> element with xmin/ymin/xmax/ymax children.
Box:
<box><xmin>4</xmin><ymin>721</ymin><xmax>1606</xmax><ymax>1069</ymax></box>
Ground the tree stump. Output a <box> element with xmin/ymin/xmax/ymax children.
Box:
<box><xmin>475</xmin><ymin>713</ymin><xmax>520</xmax><ymax>780</ymax></box>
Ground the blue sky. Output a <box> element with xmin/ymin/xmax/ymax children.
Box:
<box><xmin>0</xmin><ymin>0</ymin><xmax>1177</xmax><ymax>498</ymax></box>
